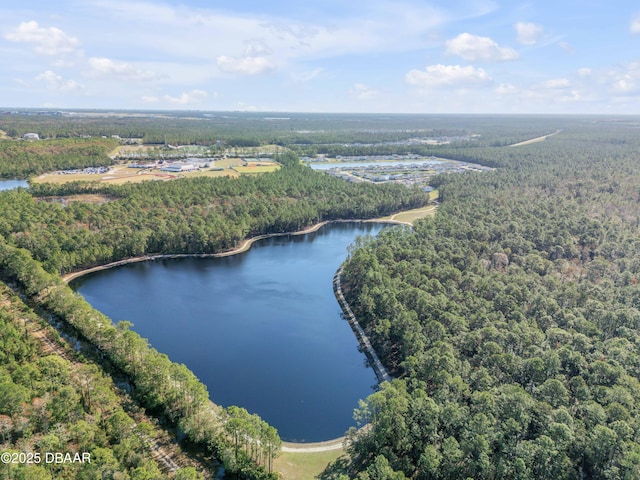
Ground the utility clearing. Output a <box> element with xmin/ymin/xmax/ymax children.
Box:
<box><xmin>508</xmin><ymin>129</ymin><xmax>561</xmax><ymax>147</ymax></box>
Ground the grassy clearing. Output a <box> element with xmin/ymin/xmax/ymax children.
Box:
<box><xmin>214</xmin><ymin>158</ymin><xmax>244</xmax><ymax>168</ymax></box>
<box><xmin>228</xmin><ymin>144</ymin><xmax>288</xmax><ymax>156</ymax></box>
<box><xmin>232</xmin><ymin>163</ymin><xmax>281</xmax><ymax>174</ymax></box>
<box><xmin>390</xmin><ymin>205</ymin><xmax>437</xmax><ymax>224</ymax></box>
<box><xmin>185</xmin><ymin>169</ymin><xmax>240</xmax><ymax>179</ymax></box>
<box><xmin>32</xmin><ymin>171</ymin><xmax>113</xmax><ymax>184</ymax></box>
<box><xmin>274</xmin><ymin>448</ymin><xmax>344</xmax><ymax>480</ymax></box>
<box><xmin>375</xmin><ymin>190</ymin><xmax>439</xmax><ymax>225</ymax></box>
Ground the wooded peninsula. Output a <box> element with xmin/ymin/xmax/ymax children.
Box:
<box><xmin>1</xmin><ymin>112</ymin><xmax>639</xmax><ymax>479</ymax></box>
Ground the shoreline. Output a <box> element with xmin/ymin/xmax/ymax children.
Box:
<box><xmin>333</xmin><ymin>266</ymin><xmax>391</xmax><ymax>384</ymax></box>
<box><xmin>61</xmin><ymin>217</ymin><xmax>410</xmax><ymax>284</ymax></box>
<box><xmin>281</xmin><ymin>436</ymin><xmax>346</xmax><ymax>453</ymax></box>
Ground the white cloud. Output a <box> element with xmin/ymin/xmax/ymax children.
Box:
<box><xmin>612</xmin><ymin>79</ymin><xmax>636</xmax><ymax>93</ymax></box>
<box><xmin>216</xmin><ymin>41</ymin><xmax>277</xmax><ymax>76</ymax></box>
<box><xmin>577</xmin><ymin>61</ymin><xmax>640</xmax><ymax>96</ymax></box>
<box><xmin>163</xmin><ymin>89</ymin><xmax>208</xmax><ymax>104</ymax></box>
<box><xmin>7</xmin><ymin>1</ymin><xmax>628</xmax><ymax>113</ymax></box>
<box><xmin>216</xmin><ymin>55</ymin><xmax>276</xmax><ymax>75</ymax></box>
<box><xmin>5</xmin><ymin>21</ymin><xmax>80</xmax><ymax>56</ymax></box>
<box><xmin>36</xmin><ymin>70</ymin><xmax>83</xmax><ymax>92</ymax></box>
<box><xmin>349</xmin><ymin>83</ymin><xmax>380</xmax><ymax>100</ymax></box>
<box><xmin>406</xmin><ymin>64</ymin><xmax>492</xmax><ymax>88</ymax></box>
<box><xmin>631</xmin><ymin>14</ymin><xmax>640</xmax><ymax>34</ymax></box>
<box><xmin>545</xmin><ymin>78</ymin><xmax>571</xmax><ymax>89</ymax></box>
<box><xmin>611</xmin><ymin>75</ymin><xmax>638</xmax><ymax>94</ymax></box>
<box><xmin>84</xmin><ymin>0</ymin><xmax>450</xmax><ymax>64</ymax></box>
<box><xmin>243</xmin><ymin>41</ymin><xmax>272</xmax><ymax>57</ymax></box>
<box><xmin>515</xmin><ymin>22</ymin><xmax>544</xmax><ymax>45</ymax></box>
<box><xmin>86</xmin><ymin>57</ymin><xmax>157</xmax><ymax>81</ymax></box>
<box><xmin>445</xmin><ymin>33</ymin><xmax>519</xmax><ymax>62</ymax></box>
<box><xmin>496</xmin><ymin>83</ymin><xmax>518</xmax><ymax>94</ymax></box>
<box><xmin>557</xmin><ymin>41</ymin><xmax>575</xmax><ymax>54</ymax></box>
<box><xmin>596</xmin><ymin>62</ymin><xmax>640</xmax><ymax>94</ymax></box>
<box><xmin>558</xmin><ymin>90</ymin><xmax>584</xmax><ymax>103</ymax></box>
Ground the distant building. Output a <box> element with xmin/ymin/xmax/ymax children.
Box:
<box><xmin>161</xmin><ymin>163</ymin><xmax>198</xmax><ymax>172</ymax></box>
<box><xmin>23</xmin><ymin>133</ymin><xmax>40</xmax><ymax>140</ymax></box>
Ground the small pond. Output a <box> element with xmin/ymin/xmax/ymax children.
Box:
<box><xmin>0</xmin><ymin>179</ymin><xmax>28</xmax><ymax>191</ymax></box>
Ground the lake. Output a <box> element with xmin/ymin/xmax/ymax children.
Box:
<box><xmin>71</xmin><ymin>222</ymin><xmax>387</xmax><ymax>442</ymax></box>
<box><xmin>0</xmin><ymin>179</ymin><xmax>28</xmax><ymax>191</ymax></box>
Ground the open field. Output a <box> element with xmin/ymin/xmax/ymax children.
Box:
<box><xmin>232</xmin><ymin>162</ymin><xmax>281</xmax><ymax>174</ymax></box>
<box><xmin>30</xmin><ymin>158</ymin><xmax>281</xmax><ymax>185</ymax></box>
<box><xmin>274</xmin><ymin>447</ymin><xmax>344</xmax><ymax>480</ymax></box>
<box><xmin>375</xmin><ymin>191</ymin><xmax>438</xmax><ymax>225</ymax></box>
<box><xmin>389</xmin><ymin>205</ymin><xmax>437</xmax><ymax>224</ymax></box>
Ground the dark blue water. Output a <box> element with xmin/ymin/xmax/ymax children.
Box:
<box><xmin>0</xmin><ymin>179</ymin><xmax>28</xmax><ymax>191</ymax></box>
<box><xmin>72</xmin><ymin>222</ymin><xmax>386</xmax><ymax>442</ymax></box>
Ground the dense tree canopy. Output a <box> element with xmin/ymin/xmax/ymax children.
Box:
<box><xmin>0</xmin><ymin>137</ymin><xmax>118</xmax><ymax>178</ymax></box>
<box><xmin>1</xmin><ymin>110</ymin><xmax>565</xmax><ymax>150</ymax></box>
<box><xmin>4</xmin><ymin>113</ymin><xmax>640</xmax><ymax>479</ymax></box>
<box><xmin>0</xmin><ymin>159</ymin><xmax>429</xmax><ymax>274</ymax></box>
<box><xmin>335</xmin><ymin>123</ymin><xmax>640</xmax><ymax>479</ymax></box>
<box><xmin>0</xmin><ymin>281</ymin><xmax>205</xmax><ymax>479</ymax></box>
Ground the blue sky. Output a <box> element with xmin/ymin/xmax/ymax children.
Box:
<box><xmin>2</xmin><ymin>0</ymin><xmax>640</xmax><ymax>113</ymax></box>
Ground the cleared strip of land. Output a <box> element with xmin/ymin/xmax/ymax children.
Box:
<box><xmin>377</xmin><ymin>204</ymin><xmax>437</xmax><ymax>224</ymax></box>
<box><xmin>507</xmin><ymin>129</ymin><xmax>561</xmax><ymax>147</ymax></box>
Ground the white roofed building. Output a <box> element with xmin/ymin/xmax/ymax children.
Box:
<box><xmin>160</xmin><ymin>163</ymin><xmax>198</xmax><ymax>172</ymax></box>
